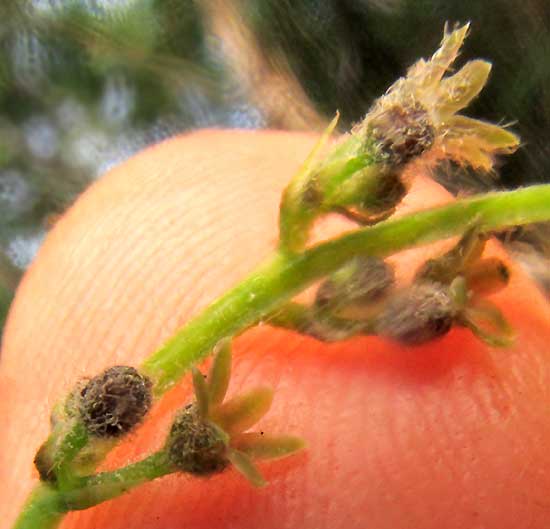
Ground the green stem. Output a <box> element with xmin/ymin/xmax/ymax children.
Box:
<box><xmin>13</xmin><ymin>485</ymin><xmax>66</xmax><ymax>529</ymax></box>
<box><xmin>55</xmin><ymin>421</ymin><xmax>89</xmax><ymax>488</ymax></box>
<box><xmin>62</xmin><ymin>451</ymin><xmax>173</xmax><ymax>510</ymax></box>
<box><xmin>33</xmin><ymin>419</ymin><xmax>88</xmax><ymax>486</ymax></box>
<box><xmin>142</xmin><ymin>184</ymin><xmax>550</xmax><ymax>393</ymax></box>
<box><xmin>14</xmin><ymin>452</ymin><xmax>173</xmax><ymax>529</ymax></box>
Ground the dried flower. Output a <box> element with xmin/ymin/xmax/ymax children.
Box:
<box><xmin>373</xmin><ymin>223</ymin><xmax>515</xmax><ymax>346</ymax></box>
<box><xmin>165</xmin><ymin>340</ymin><xmax>305</xmax><ymax>486</ymax></box>
<box><xmin>361</xmin><ymin>23</ymin><xmax>520</xmax><ymax>171</ymax></box>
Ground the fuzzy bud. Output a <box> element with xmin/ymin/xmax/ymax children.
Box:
<box><xmin>79</xmin><ymin>366</ymin><xmax>152</xmax><ymax>437</ymax></box>
<box><xmin>371</xmin><ymin>102</ymin><xmax>435</xmax><ymax>165</ymax></box>
<box><xmin>316</xmin><ymin>256</ymin><xmax>394</xmax><ymax>314</ymax></box>
<box><xmin>374</xmin><ymin>282</ymin><xmax>457</xmax><ymax>345</ymax></box>
<box><xmin>166</xmin><ymin>404</ymin><xmax>229</xmax><ymax>476</ymax></box>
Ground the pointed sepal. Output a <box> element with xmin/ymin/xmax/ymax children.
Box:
<box><xmin>279</xmin><ymin>113</ymin><xmax>340</xmax><ymax>252</ymax></box>
<box><xmin>207</xmin><ymin>339</ymin><xmax>232</xmax><ymax>407</ymax></box>
<box><xmin>191</xmin><ymin>367</ymin><xmax>210</xmax><ymax>419</ymax></box>
<box><xmin>227</xmin><ymin>448</ymin><xmax>267</xmax><ymax>487</ymax></box>
<box><xmin>211</xmin><ymin>387</ymin><xmax>274</xmax><ymax>436</ymax></box>
<box><xmin>232</xmin><ymin>432</ymin><xmax>306</xmax><ymax>460</ymax></box>
<box><xmin>409</xmin><ymin>23</ymin><xmax>470</xmax><ymax>90</ymax></box>
<box><xmin>416</xmin><ymin>225</ymin><xmax>486</xmax><ymax>285</ymax></box>
<box><xmin>459</xmin><ymin>300</ymin><xmax>515</xmax><ymax>347</ymax></box>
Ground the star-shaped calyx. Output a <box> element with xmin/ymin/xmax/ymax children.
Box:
<box><xmin>165</xmin><ymin>340</ymin><xmax>305</xmax><ymax>487</ymax></box>
<box><xmin>374</xmin><ymin>225</ymin><xmax>515</xmax><ymax>347</ymax></box>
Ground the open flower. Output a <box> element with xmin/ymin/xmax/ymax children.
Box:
<box><xmin>165</xmin><ymin>340</ymin><xmax>305</xmax><ymax>487</ymax></box>
<box><xmin>364</xmin><ymin>23</ymin><xmax>520</xmax><ymax>171</ymax></box>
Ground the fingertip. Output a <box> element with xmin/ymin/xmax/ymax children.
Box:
<box><xmin>2</xmin><ymin>129</ymin><xmax>550</xmax><ymax>529</ymax></box>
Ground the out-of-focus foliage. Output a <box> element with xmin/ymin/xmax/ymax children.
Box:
<box><xmin>0</xmin><ymin>0</ymin><xmax>262</xmax><ymax>333</ymax></box>
<box><xmin>1</xmin><ymin>0</ymin><xmax>549</xmax><ymax>333</ymax></box>
<box><xmin>237</xmin><ymin>0</ymin><xmax>550</xmax><ymax>189</ymax></box>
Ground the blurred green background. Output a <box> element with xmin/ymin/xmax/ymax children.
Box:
<box><xmin>1</xmin><ymin>0</ymin><xmax>550</xmax><ymax>336</ymax></box>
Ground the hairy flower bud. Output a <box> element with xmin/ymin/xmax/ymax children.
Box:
<box><xmin>79</xmin><ymin>366</ymin><xmax>152</xmax><ymax>437</ymax></box>
<box><xmin>374</xmin><ymin>282</ymin><xmax>457</xmax><ymax>345</ymax></box>
<box><xmin>316</xmin><ymin>256</ymin><xmax>394</xmax><ymax>314</ymax></box>
<box><xmin>370</xmin><ymin>102</ymin><xmax>436</xmax><ymax>165</ymax></box>
<box><xmin>166</xmin><ymin>404</ymin><xmax>229</xmax><ymax>475</ymax></box>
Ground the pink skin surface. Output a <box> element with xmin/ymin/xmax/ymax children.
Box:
<box><xmin>1</xmin><ymin>130</ymin><xmax>550</xmax><ymax>529</ymax></box>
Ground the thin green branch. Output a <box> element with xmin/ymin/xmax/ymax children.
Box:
<box><xmin>53</xmin><ymin>420</ymin><xmax>89</xmax><ymax>489</ymax></box>
<box><xmin>142</xmin><ymin>184</ymin><xmax>550</xmax><ymax>393</ymax></box>
<box><xmin>62</xmin><ymin>451</ymin><xmax>173</xmax><ymax>511</ymax></box>
<box><xmin>14</xmin><ymin>452</ymin><xmax>173</xmax><ymax>529</ymax></box>
<box><xmin>12</xmin><ymin>485</ymin><xmax>66</xmax><ymax>529</ymax></box>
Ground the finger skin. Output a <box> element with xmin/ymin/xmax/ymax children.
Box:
<box><xmin>1</xmin><ymin>130</ymin><xmax>550</xmax><ymax>529</ymax></box>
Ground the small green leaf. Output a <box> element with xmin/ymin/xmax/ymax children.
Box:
<box><xmin>227</xmin><ymin>449</ymin><xmax>267</xmax><ymax>487</ymax></box>
<box><xmin>207</xmin><ymin>339</ymin><xmax>232</xmax><ymax>406</ymax></box>
<box><xmin>191</xmin><ymin>367</ymin><xmax>209</xmax><ymax>418</ymax></box>
<box><xmin>232</xmin><ymin>433</ymin><xmax>306</xmax><ymax>460</ymax></box>
<box><xmin>211</xmin><ymin>387</ymin><xmax>273</xmax><ymax>435</ymax></box>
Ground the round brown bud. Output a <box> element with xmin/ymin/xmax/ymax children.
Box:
<box><xmin>316</xmin><ymin>256</ymin><xmax>395</xmax><ymax>313</ymax></box>
<box><xmin>166</xmin><ymin>404</ymin><xmax>229</xmax><ymax>476</ymax></box>
<box><xmin>374</xmin><ymin>282</ymin><xmax>457</xmax><ymax>345</ymax></box>
<box><xmin>371</xmin><ymin>102</ymin><xmax>435</xmax><ymax>165</ymax></box>
<box><xmin>79</xmin><ymin>366</ymin><xmax>152</xmax><ymax>437</ymax></box>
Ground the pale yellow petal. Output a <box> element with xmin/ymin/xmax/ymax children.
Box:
<box><xmin>435</xmin><ymin>60</ymin><xmax>491</xmax><ymax>118</ymax></box>
<box><xmin>409</xmin><ymin>23</ymin><xmax>470</xmax><ymax>91</ymax></box>
<box><xmin>443</xmin><ymin>115</ymin><xmax>519</xmax><ymax>152</ymax></box>
<box><xmin>437</xmin><ymin>136</ymin><xmax>495</xmax><ymax>171</ymax></box>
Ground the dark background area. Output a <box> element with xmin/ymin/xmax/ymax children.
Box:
<box><xmin>1</xmin><ymin>0</ymin><xmax>550</xmax><ymax>334</ymax></box>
